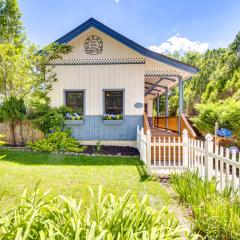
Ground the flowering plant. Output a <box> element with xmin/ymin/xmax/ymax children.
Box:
<box><xmin>65</xmin><ymin>112</ymin><xmax>83</xmax><ymax>120</ymax></box>
<box><xmin>103</xmin><ymin>114</ymin><xmax>123</xmax><ymax>120</ymax></box>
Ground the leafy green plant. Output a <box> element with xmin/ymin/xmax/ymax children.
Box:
<box><xmin>192</xmin><ymin>194</ymin><xmax>240</xmax><ymax>239</ymax></box>
<box><xmin>0</xmin><ymin>134</ymin><xmax>5</xmax><ymax>159</ymax></box>
<box><xmin>171</xmin><ymin>170</ymin><xmax>217</xmax><ymax>206</ymax></box>
<box><xmin>29</xmin><ymin>104</ymin><xmax>66</xmax><ymax>135</ymax></box>
<box><xmin>0</xmin><ymin>96</ymin><xmax>27</xmax><ymax>145</ymax></box>
<box><xmin>0</xmin><ymin>186</ymin><xmax>200</xmax><ymax>239</ymax></box>
<box><xmin>28</xmin><ymin>131</ymin><xmax>86</xmax><ymax>153</ymax></box>
<box><xmin>171</xmin><ymin>171</ymin><xmax>240</xmax><ymax>239</ymax></box>
<box><xmin>192</xmin><ymin>99</ymin><xmax>240</xmax><ymax>139</ymax></box>
<box><xmin>95</xmin><ymin>140</ymin><xmax>102</xmax><ymax>153</ymax></box>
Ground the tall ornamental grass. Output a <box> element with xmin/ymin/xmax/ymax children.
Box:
<box><xmin>171</xmin><ymin>171</ymin><xmax>240</xmax><ymax>240</ymax></box>
<box><xmin>0</xmin><ymin>186</ymin><xmax>200</xmax><ymax>240</ymax></box>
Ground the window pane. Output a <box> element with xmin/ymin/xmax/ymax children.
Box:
<box><xmin>65</xmin><ymin>91</ymin><xmax>84</xmax><ymax>114</ymax></box>
<box><xmin>104</xmin><ymin>91</ymin><xmax>123</xmax><ymax>115</ymax></box>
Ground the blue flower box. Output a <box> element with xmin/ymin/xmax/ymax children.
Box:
<box><xmin>103</xmin><ymin>120</ymin><xmax>124</xmax><ymax>125</ymax></box>
<box><xmin>64</xmin><ymin>120</ymin><xmax>84</xmax><ymax>125</ymax></box>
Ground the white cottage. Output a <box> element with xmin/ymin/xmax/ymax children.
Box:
<box><xmin>48</xmin><ymin>18</ymin><xmax>198</xmax><ymax>146</ymax></box>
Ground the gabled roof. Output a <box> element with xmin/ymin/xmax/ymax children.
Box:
<box><xmin>55</xmin><ymin>18</ymin><xmax>198</xmax><ymax>74</ymax></box>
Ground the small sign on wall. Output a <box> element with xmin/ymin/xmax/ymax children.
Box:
<box><xmin>84</xmin><ymin>35</ymin><xmax>103</xmax><ymax>55</ymax></box>
<box><xmin>134</xmin><ymin>102</ymin><xmax>143</xmax><ymax>109</ymax></box>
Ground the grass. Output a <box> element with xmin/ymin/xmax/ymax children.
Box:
<box><xmin>171</xmin><ymin>171</ymin><xmax>240</xmax><ymax>239</ymax></box>
<box><xmin>0</xmin><ymin>149</ymin><xmax>173</xmax><ymax>215</ymax></box>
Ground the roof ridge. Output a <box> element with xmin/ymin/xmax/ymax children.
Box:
<box><xmin>55</xmin><ymin>18</ymin><xmax>198</xmax><ymax>74</ymax></box>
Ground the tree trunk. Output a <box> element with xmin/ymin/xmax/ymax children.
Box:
<box><xmin>19</xmin><ymin>121</ymin><xmax>24</xmax><ymax>146</ymax></box>
<box><xmin>10</xmin><ymin>122</ymin><xmax>16</xmax><ymax>146</ymax></box>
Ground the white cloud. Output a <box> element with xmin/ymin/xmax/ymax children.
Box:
<box><xmin>149</xmin><ymin>34</ymin><xmax>209</xmax><ymax>55</ymax></box>
<box><xmin>115</xmin><ymin>0</ymin><xmax>120</xmax><ymax>3</ymax></box>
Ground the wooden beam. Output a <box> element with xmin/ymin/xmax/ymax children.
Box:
<box><xmin>145</xmin><ymin>78</ymin><xmax>164</xmax><ymax>96</ymax></box>
<box><xmin>145</xmin><ymin>81</ymin><xmax>165</xmax><ymax>89</ymax></box>
<box><xmin>145</xmin><ymin>86</ymin><xmax>162</xmax><ymax>91</ymax></box>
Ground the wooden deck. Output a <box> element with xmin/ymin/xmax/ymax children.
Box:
<box><xmin>151</xmin><ymin>127</ymin><xmax>178</xmax><ymax>137</ymax></box>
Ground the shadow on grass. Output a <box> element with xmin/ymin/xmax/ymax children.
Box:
<box><xmin>136</xmin><ymin>161</ymin><xmax>156</xmax><ymax>182</ymax></box>
<box><xmin>0</xmin><ymin>149</ymin><xmax>140</xmax><ymax>166</ymax></box>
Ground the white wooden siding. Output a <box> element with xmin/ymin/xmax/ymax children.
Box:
<box><xmin>49</xmin><ymin>64</ymin><xmax>144</xmax><ymax>115</ymax></box>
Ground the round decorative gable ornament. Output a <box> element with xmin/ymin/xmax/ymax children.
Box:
<box><xmin>84</xmin><ymin>35</ymin><xmax>103</xmax><ymax>55</ymax></box>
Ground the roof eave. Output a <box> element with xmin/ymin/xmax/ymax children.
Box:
<box><xmin>55</xmin><ymin>18</ymin><xmax>198</xmax><ymax>75</ymax></box>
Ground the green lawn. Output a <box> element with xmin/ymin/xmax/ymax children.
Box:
<box><xmin>0</xmin><ymin>150</ymin><xmax>174</xmax><ymax>215</ymax></box>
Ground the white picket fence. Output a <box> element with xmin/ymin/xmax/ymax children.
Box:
<box><xmin>136</xmin><ymin>127</ymin><xmax>240</xmax><ymax>193</ymax></box>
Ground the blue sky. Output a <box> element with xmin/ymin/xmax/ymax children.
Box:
<box><xmin>19</xmin><ymin>0</ymin><xmax>240</xmax><ymax>53</ymax></box>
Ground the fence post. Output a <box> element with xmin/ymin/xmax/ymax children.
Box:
<box><xmin>136</xmin><ymin>125</ymin><xmax>139</xmax><ymax>149</ymax></box>
<box><xmin>205</xmin><ymin>133</ymin><xmax>213</xmax><ymax>181</ymax></box>
<box><xmin>182</xmin><ymin>129</ymin><xmax>189</xmax><ymax>168</ymax></box>
<box><xmin>146</xmin><ymin>130</ymin><xmax>151</xmax><ymax>175</ymax></box>
<box><xmin>214</xmin><ymin>122</ymin><xmax>218</xmax><ymax>145</ymax></box>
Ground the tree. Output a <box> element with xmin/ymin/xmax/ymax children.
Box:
<box><xmin>0</xmin><ymin>42</ymin><xmax>72</xmax><ymax>104</ymax></box>
<box><xmin>0</xmin><ymin>96</ymin><xmax>26</xmax><ymax>145</ymax></box>
<box><xmin>0</xmin><ymin>0</ymin><xmax>24</xmax><ymax>45</ymax></box>
<box><xmin>0</xmin><ymin>0</ymin><xmax>72</xmax><ymax>104</ymax></box>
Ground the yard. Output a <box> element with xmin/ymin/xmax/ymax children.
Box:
<box><xmin>0</xmin><ymin>149</ymin><xmax>176</xmax><ymax>215</ymax></box>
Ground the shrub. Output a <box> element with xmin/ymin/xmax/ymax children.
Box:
<box><xmin>29</xmin><ymin>104</ymin><xmax>66</xmax><ymax>135</ymax></box>
<box><xmin>0</xmin><ymin>186</ymin><xmax>200</xmax><ymax>239</ymax></box>
<box><xmin>28</xmin><ymin>131</ymin><xmax>86</xmax><ymax>153</ymax></box>
<box><xmin>171</xmin><ymin>171</ymin><xmax>240</xmax><ymax>239</ymax></box>
<box><xmin>192</xmin><ymin>99</ymin><xmax>240</xmax><ymax>139</ymax></box>
<box><xmin>0</xmin><ymin>96</ymin><xmax>27</xmax><ymax>145</ymax></box>
<box><xmin>191</xmin><ymin>103</ymin><xmax>220</xmax><ymax>134</ymax></box>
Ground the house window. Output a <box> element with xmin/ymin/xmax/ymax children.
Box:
<box><xmin>104</xmin><ymin>91</ymin><xmax>123</xmax><ymax>115</ymax></box>
<box><xmin>65</xmin><ymin>91</ymin><xmax>84</xmax><ymax>114</ymax></box>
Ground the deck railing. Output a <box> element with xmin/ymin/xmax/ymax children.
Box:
<box><xmin>143</xmin><ymin>112</ymin><xmax>151</xmax><ymax>134</ymax></box>
<box><xmin>136</xmin><ymin>127</ymin><xmax>240</xmax><ymax>193</ymax></box>
<box><xmin>153</xmin><ymin>114</ymin><xmax>197</xmax><ymax>138</ymax></box>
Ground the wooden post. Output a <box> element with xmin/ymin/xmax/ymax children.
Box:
<box><xmin>182</xmin><ymin>129</ymin><xmax>189</xmax><ymax>168</ymax></box>
<box><xmin>178</xmin><ymin>76</ymin><xmax>183</xmax><ymax>135</ymax></box>
<box><xmin>156</xmin><ymin>93</ymin><xmax>159</xmax><ymax>118</ymax></box>
<box><xmin>136</xmin><ymin>125</ymin><xmax>139</xmax><ymax>149</ymax></box>
<box><xmin>165</xmin><ymin>88</ymin><xmax>169</xmax><ymax>129</ymax></box>
<box><xmin>231</xmin><ymin>150</ymin><xmax>237</xmax><ymax>191</ymax></box>
<box><xmin>205</xmin><ymin>133</ymin><xmax>213</xmax><ymax>181</ymax></box>
<box><xmin>146</xmin><ymin>129</ymin><xmax>151</xmax><ymax>175</ymax></box>
<box><xmin>214</xmin><ymin>122</ymin><xmax>219</xmax><ymax>145</ymax></box>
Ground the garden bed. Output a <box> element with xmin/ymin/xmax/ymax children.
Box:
<box><xmin>82</xmin><ymin>145</ymin><xmax>139</xmax><ymax>156</ymax></box>
<box><xmin>0</xmin><ymin>145</ymin><xmax>139</xmax><ymax>157</ymax></box>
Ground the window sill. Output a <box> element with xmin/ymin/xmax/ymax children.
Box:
<box><xmin>64</xmin><ymin>120</ymin><xmax>84</xmax><ymax>125</ymax></box>
<box><xmin>103</xmin><ymin>120</ymin><xmax>124</xmax><ymax>125</ymax></box>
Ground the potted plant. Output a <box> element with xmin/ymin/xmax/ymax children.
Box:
<box><xmin>103</xmin><ymin>114</ymin><xmax>124</xmax><ymax>125</ymax></box>
<box><xmin>64</xmin><ymin>112</ymin><xmax>84</xmax><ymax>125</ymax></box>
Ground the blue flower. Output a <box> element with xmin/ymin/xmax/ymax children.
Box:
<box><xmin>229</xmin><ymin>146</ymin><xmax>239</xmax><ymax>153</ymax></box>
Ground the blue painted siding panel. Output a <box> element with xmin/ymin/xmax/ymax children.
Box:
<box><xmin>65</xmin><ymin>115</ymin><xmax>143</xmax><ymax>140</ymax></box>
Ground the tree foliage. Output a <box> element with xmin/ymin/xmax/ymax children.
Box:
<box><xmin>0</xmin><ymin>0</ymin><xmax>72</xmax><ymax>104</ymax></box>
<box><xmin>0</xmin><ymin>95</ymin><xmax>26</xmax><ymax>145</ymax></box>
<box><xmin>0</xmin><ymin>0</ymin><xmax>24</xmax><ymax>45</ymax></box>
<box><xmin>166</xmin><ymin>31</ymin><xmax>240</xmax><ymax>136</ymax></box>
